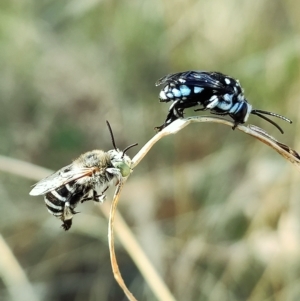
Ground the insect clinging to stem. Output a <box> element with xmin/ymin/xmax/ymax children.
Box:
<box><xmin>155</xmin><ymin>70</ymin><xmax>292</xmax><ymax>133</ymax></box>
<box><xmin>29</xmin><ymin>121</ymin><xmax>138</xmax><ymax>231</ymax></box>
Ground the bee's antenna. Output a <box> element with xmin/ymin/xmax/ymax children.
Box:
<box><xmin>252</xmin><ymin>109</ymin><xmax>292</xmax><ymax>123</ymax></box>
<box><xmin>121</xmin><ymin>143</ymin><xmax>138</xmax><ymax>159</ymax></box>
<box><xmin>251</xmin><ymin>109</ymin><xmax>292</xmax><ymax>134</ymax></box>
<box><xmin>106</xmin><ymin>121</ymin><xmax>138</xmax><ymax>157</ymax></box>
<box><xmin>106</xmin><ymin>121</ymin><xmax>117</xmax><ymax>151</ymax></box>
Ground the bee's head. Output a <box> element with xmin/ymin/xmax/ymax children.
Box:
<box><xmin>228</xmin><ymin>100</ymin><xmax>292</xmax><ymax>134</ymax></box>
<box><xmin>107</xmin><ymin>149</ymin><xmax>131</xmax><ymax>177</ymax></box>
<box><xmin>229</xmin><ymin>99</ymin><xmax>252</xmax><ymax>124</ymax></box>
<box><xmin>106</xmin><ymin>121</ymin><xmax>138</xmax><ymax>177</ymax></box>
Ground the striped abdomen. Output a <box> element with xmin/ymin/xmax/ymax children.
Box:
<box><xmin>44</xmin><ymin>182</ymin><xmax>90</xmax><ymax>230</ymax></box>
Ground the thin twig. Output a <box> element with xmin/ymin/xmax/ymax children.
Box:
<box><xmin>132</xmin><ymin>116</ymin><xmax>300</xmax><ymax>170</ymax></box>
<box><xmin>108</xmin><ymin>180</ymin><xmax>138</xmax><ymax>301</ymax></box>
<box><xmin>105</xmin><ymin>184</ymin><xmax>177</xmax><ymax>301</ymax></box>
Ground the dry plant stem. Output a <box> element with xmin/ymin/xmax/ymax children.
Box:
<box><xmin>132</xmin><ymin>116</ymin><xmax>300</xmax><ymax>170</ymax></box>
<box><xmin>106</xmin><ymin>184</ymin><xmax>177</xmax><ymax>301</ymax></box>
<box><xmin>0</xmin><ymin>234</ymin><xmax>40</xmax><ymax>301</ymax></box>
<box><xmin>108</xmin><ymin>181</ymin><xmax>138</xmax><ymax>301</ymax></box>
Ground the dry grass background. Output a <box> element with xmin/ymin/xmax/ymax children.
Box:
<box><xmin>0</xmin><ymin>0</ymin><xmax>300</xmax><ymax>300</ymax></box>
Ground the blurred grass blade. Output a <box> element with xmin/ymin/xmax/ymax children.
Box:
<box><xmin>0</xmin><ymin>155</ymin><xmax>52</xmax><ymax>181</ymax></box>
<box><xmin>0</xmin><ymin>234</ymin><xmax>40</xmax><ymax>301</ymax></box>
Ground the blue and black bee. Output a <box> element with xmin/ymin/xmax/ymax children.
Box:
<box><xmin>155</xmin><ymin>71</ymin><xmax>292</xmax><ymax>133</ymax></box>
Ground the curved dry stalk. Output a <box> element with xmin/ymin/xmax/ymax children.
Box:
<box><xmin>110</xmin><ymin>116</ymin><xmax>300</xmax><ymax>300</ymax></box>
<box><xmin>108</xmin><ymin>180</ymin><xmax>138</xmax><ymax>301</ymax></box>
<box><xmin>132</xmin><ymin>116</ymin><xmax>300</xmax><ymax>170</ymax></box>
<box><xmin>106</xmin><ymin>181</ymin><xmax>177</xmax><ymax>301</ymax></box>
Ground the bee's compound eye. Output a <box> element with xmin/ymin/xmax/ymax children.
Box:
<box><xmin>118</xmin><ymin>162</ymin><xmax>131</xmax><ymax>177</ymax></box>
<box><xmin>230</xmin><ymin>102</ymin><xmax>250</xmax><ymax>123</ymax></box>
<box><xmin>121</xmin><ymin>164</ymin><xmax>131</xmax><ymax>177</ymax></box>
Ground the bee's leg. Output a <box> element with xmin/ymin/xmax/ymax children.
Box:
<box><xmin>155</xmin><ymin>101</ymin><xmax>182</xmax><ymax>131</ymax></box>
<box><xmin>156</xmin><ymin>100</ymin><xmax>203</xmax><ymax>131</ymax></box>
<box><xmin>95</xmin><ymin>194</ymin><xmax>106</xmax><ymax>203</ymax></box>
<box><xmin>194</xmin><ymin>106</ymin><xmax>207</xmax><ymax>112</ymax></box>
<box><xmin>81</xmin><ymin>196</ymin><xmax>93</xmax><ymax>203</ymax></box>
<box><xmin>159</xmin><ymin>112</ymin><xmax>184</xmax><ymax>131</ymax></box>
<box><xmin>155</xmin><ymin>114</ymin><xmax>176</xmax><ymax>132</ymax></box>
<box><xmin>155</xmin><ymin>120</ymin><xmax>171</xmax><ymax>132</ymax></box>
<box><xmin>205</xmin><ymin>96</ymin><xmax>220</xmax><ymax>110</ymax></box>
<box><xmin>61</xmin><ymin>202</ymin><xmax>76</xmax><ymax>230</ymax></box>
<box><xmin>70</xmin><ymin>208</ymin><xmax>80</xmax><ymax>214</ymax></box>
<box><xmin>62</xmin><ymin>219</ymin><xmax>72</xmax><ymax>231</ymax></box>
<box><xmin>81</xmin><ymin>189</ymin><xmax>96</xmax><ymax>203</ymax></box>
<box><xmin>106</xmin><ymin>168</ymin><xmax>123</xmax><ymax>196</ymax></box>
<box><xmin>232</xmin><ymin>121</ymin><xmax>239</xmax><ymax>130</ymax></box>
<box><xmin>81</xmin><ymin>188</ymin><xmax>109</xmax><ymax>203</ymax></box>
<box><xmin>93</xmin><ymin>187</ymin><xmax>109</xmax><ymax>203</ymax></box>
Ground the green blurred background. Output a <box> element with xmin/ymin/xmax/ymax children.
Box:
<box><xmin>1</xmin><ymin>0</ymin><xmax>300</xmax><ymax>300</ymax></box>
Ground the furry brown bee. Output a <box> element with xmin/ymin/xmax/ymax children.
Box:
<box><xmin>30</xmin><ymin>122</ymin><xmax>137</xmax><ymax>230</ymax></box>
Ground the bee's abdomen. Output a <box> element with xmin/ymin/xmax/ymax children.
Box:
<box><xmin>45</xmin><ymin>191</ymin><xmax>66</xmax><ymax>217</ymax></box>
<box><xmin>44</xmin><ymin>183</ymin><xmax>76</xmax><ymax>217</ymax></box>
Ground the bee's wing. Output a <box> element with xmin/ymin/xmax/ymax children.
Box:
<box><xmin>29</xmin><ymin>163</ymin><xmax>97</xmax><ymax>196</ymax></box>
<box><xmin>156</xmin><ymin>72</ymin><xmax>179</xmax><ymax>86</ymax></box>
<box><xmin>155</xmin><ymin>71</ymin><xmax>194</xmax><ymax>86</ymax></box>
<box><xmin>156</xmin><ymin>71</ymin><xmax>233</xmax><ymax>92</ymax></box>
